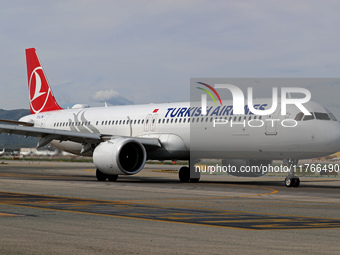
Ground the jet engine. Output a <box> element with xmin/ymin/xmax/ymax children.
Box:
<box><xmin>222</xmin><ymin>159</ymin><xmax>272</xmax><ymax>177</ymax></box>
<box><xmin>93</xmin><ymin>138</ymin><xmax>146</xmax><ymax>175</ymax></box>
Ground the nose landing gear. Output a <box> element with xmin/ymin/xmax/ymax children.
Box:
<box><xmin>284</xmin><ymin>159</ymin><xmax>300</xmax><ymax>187</ymax></box>
<box><xmin>178</xmin><ymin>162</ymin><xmax>200</xmax><ymax>183</ymax></box>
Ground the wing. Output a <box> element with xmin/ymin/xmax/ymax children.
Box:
<box><xmin>0</xmin><ymin>119</ymin><xmax>34</xmax><ymax>126</ymax></box>
<box><xmin>0</xmin><ymin>124</ymin><xmax>161</xmax><ymax>152</ymax></box>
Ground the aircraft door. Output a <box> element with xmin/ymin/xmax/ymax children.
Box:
<box><xmin>144</xmin><ymin>114</ymin><xmax>158</xmax><ymax>132</ymax></box>
<box><xmin>265</xmin><ymin>106</ymin><xmax>280</xmax><ymax>135</ymax></box>
<box><xmin>151</xmin><ymin>114</ymin><xmax>158</xmax><ymax>131</ymax></box>
<box><xmin>39</xmin><ymin>114</ymin><xmax>50</xmax><ymax>128</ymax></box>
<box><xmin>144</xmin><ymin>114</ymin><xmax>152</xmax><ymax>132</ymax></box>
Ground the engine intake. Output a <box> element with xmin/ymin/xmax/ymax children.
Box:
<box><xmin>93</xmin><ymin>138</ymin><xmax>146</xmax><ymax>175</ymax></box>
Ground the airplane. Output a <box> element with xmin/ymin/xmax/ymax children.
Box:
<box><xmin>1</xmin><ymin>48</ymin><xmax>340</xmax><ymax>187</ymax></box>
<box><xmin>0</xmin><ymin>148</ymin><xmax>5</xmax><ymax>156</ymax></box>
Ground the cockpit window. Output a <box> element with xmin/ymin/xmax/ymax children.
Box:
<box><xmin>326</xmin><ymin>108</ymin><xmax>338</xmax><ymax>121</ymax></box>
<box><xmin>314</xmin><ymin>112</ymin><xmax>331</xmax><ymax>120</ymax></box>
<box><xmin>295</xmin><ymin>111</ymin><xmax>336</xmax><ymax>121</ymax></box>
<box><xmin>303</xmin><ymin>113</ymin><xmax>314</xmax><ymax>121</ymax></box>
<box><xmin>328</xmin><ymin>112</ymin><xmax>337</xmax><ymax>121</ymax></box>
<box><xmin>295</xmin><ymin>112</ymin><xmax>304</xmax><ymax>121</ymax></box>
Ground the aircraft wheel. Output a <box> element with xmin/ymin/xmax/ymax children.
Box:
<box><xmin>285</xmin><ymin>177</ymin><xmax>300</xmax><ymax>187</ymax></box>
<box><xmin>108</xmin><ymin>175</ymin><xmax>118</xmax><ymax>182</ymax></box>
<box><xmin>284</xmin><ymin>177</ymin><xmax>293</xmax><ymax>187</ymax></box>
<box><xmin>190</xmin><ymin>168</ymin><xmax>200</xmax><ymax>183</ymax></box>
<box><xmin>96</xmin><ymin>169</ymin><xmax>107</xmax><ymax>181</ymax></box>
<box><xmin>179</xmin><ymin>166</ymin><xmax>190</xmax><ymax>182</ymax></box>
<box><xmin>292</xmin><ymin>177</ymin><xmax>300</xmax><ymax>187</ymax></box>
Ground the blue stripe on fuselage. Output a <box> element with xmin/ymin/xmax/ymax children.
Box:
<box><xmin>164</xmin><ymin>104</ymin><xmax>268</xmax><ymax>117</ymax></box>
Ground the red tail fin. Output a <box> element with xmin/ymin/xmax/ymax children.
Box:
<box><xmin>26</xmin><ymin>48</ymin><xmax>63</xmax><ymax>114</ymax></box>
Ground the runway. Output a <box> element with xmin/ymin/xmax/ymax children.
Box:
<box><xmin>1</xmin><ymin>161</ymin><xmax>340</xmax><ymax>254</ymax></box>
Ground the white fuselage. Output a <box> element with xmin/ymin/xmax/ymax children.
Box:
<box><xmin>20</xmin><ymin>99</ymin><xmax>340</xmax><ymax>161</ymax></box>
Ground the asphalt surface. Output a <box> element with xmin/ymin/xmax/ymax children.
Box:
<box><xmin>0</xmin><ymin>160</ymin><xmax>340</xmax><ymax>254</ymax></box>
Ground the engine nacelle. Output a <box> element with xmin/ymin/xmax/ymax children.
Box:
<box><xmin>93</xmin><ymin>138</ymin><xmax>146</xmax><ymax>175</ymax></box>
<box><xmin>222</xmin><ymin>159</ymin><xmax>272</xmax><ymax>177</ymax></box>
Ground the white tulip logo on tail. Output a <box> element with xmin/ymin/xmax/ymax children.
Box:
<box><xmin>29</xmin><ymin>67</ymin><xmax>51</xmax><ymax>114</ymax></box>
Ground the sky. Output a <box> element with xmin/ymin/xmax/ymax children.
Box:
<box><xmin>1</xmin><ymin>1</ymin><xmax>340</xmax><ymax>116</ymax></box>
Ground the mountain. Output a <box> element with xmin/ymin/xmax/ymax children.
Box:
<box><xmin>0</xmin><ymin>109</ymin><xmax>38</xmax><ymax>150</ymax></box>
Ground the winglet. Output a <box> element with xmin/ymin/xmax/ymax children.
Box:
<box><xmin>26</xmin><ymin>48</ymin><xmax>63</xmax><ymax>114</ymax></box>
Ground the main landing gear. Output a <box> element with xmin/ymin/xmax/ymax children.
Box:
<box><xmin>284</xmin><ymin>159</ymin><xmax>300</xmax><ymax>187</ymax></box>
<box><xmin>96</xmin><ymin>169</ymin><xmax>118</xmax><ymax>182</ymax></box>
<box><xmin>284</xmin><ymin>176</ymin><xmax>300</xmax><ymax>187</ymax></box>
<box><xmin>178</xmin><ymin>162</ymin><xmax>200</xmax><ymax>183</ymax></box>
